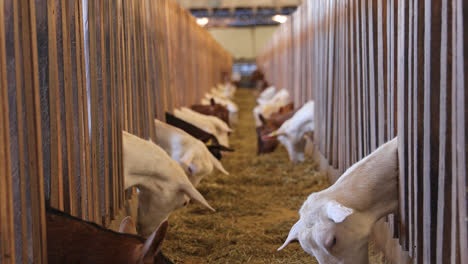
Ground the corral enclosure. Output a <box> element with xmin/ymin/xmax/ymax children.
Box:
<box><xmin>0</xmin><ymin>0</ymin><xmax>231</xmax><ymax>263</ymax></box>
<box><xmin>257</xmin><ymin>0</ymin><xmax>467</xmax><ymax>263</ymax></box>
<box><xmin>0</xmin><ymin>0</ymin><xmax>467</xmax><ymax>263</ymax></box>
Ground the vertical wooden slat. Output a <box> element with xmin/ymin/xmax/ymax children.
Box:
<box><xmin>377</xmin><ymin>0</ymin><xmax>387</xmax><ymax>145</ymax></box>
<box><xmin>0</xmin><ymin>0</ymin><xmax>16</xmax><ymax>262</ymax></box>
<box><xmin>397</xmin><ymin>0</ymin><xmax>409</xmax><ymax>250</ymax></box>
<box><xmin>54</xmin><ymin>0</ymin><xmax>69</xmax><ymax>214</ymax></box>
<box><xmin>413</xmin><ymin>0</ymin><xmax>424</xmax><ymax>261</ymax></box>
<box><xmin>141</xmin><ymin>0</ymin><xmax>155</xmax><ymax>141</ymax></box>
<box><xmin>422</xmin><ymin>0</ymin><xmax>442</xmax><ymax>262</ymax></box>
<box><xmin>74</xmin><ymin>0</ymin><xmax>88</xmax><ymax>220</ymax></box>
<box><xmin>435</xmin><ymin>0</ymin><xmax>454</xmax><ymax>262</ymax></box>
<box><xmin>107</xmin><ymin>0</ymin><xmax>117</xmax><ymax>219</ymax></box>
<box><xmin>11</xmin><ymin>1</ymin><xmax>30</xmax><ymax>261</ymax></box>
<box><xmin>82</xmin><ymin>0</ymin><xmax>94</xmax><ymax>222</ymax></box>
<box><xmin>349</xmin><ymin>0</ymin><xmax>357</xmax><ymax>165</ymax></box>
<box><xmin>88</xmin><ymin>0</ymin><xmax>101</xmax><ymax>224</ymax></box>
<box><xmin>332</xmin><ymin>0</ymin><xmax>339</xmax><ymax>168</ymax></box>
<box><xmin>47</xmin><ymin>0</ymin><xmax>64</xmax><ymax>210</ymax></box>
<box><xmin>360</xmin><ymin>0</ymin><xmax>369</xmax><ymax>156</ymax></box>
<box><xmin>326</xmin><ymin>0</ymin><xmax>334</xmax><ymax>164</ymax></box>
<box><xmin>387</xmin><ymin>0</ymin><xmax>396</xmax><ymax>140</ymax></box>
<box><xmin>455</xmin><ymin>1</ymin><xmax>467</xmax><ymax>262</ymax></box>
<box><xmin>449</xmin><ymin>2</ymin><xmax>460</xmax><ymax>261</ymax></box>
<box><xmin>99</xmin><ymin>0</ymin><xmax>110</xmax><ymax>225</ymax></box>
<box><xmin>61</xmin><ymin>0</ymin><xmax>78</xmax><ymax>216</ymax></box>
<box><xmin>163</xmin><ymin>0</ymin><xmax>175</xmax><ymax>112</ymax></box>
<box><xmin>116</xmin><ymin>0</ymin><xmax>124</xmax><ymax>210</ymax></box>
<box><xmin>355</xmin><ymin>0</ymin><xmax>364</xmax><ymax>160</ymax></box>
<box><xmin>343</xmin><ymin>0</ymin><xmax>351</xmax><ymax>170</ymax></box>
<box><xmin>368</xmin><ymin>0</ymin><xmax>377</xmax><ymax>151</ymax></box>
<box><xmin>406</xmin><ymin>0</ymin><xmax>414</xmax><ymax>256</ymax></box>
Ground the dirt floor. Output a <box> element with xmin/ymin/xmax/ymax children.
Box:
<box><xmin>163</xmin><ymin>89</ymin><xmax>385</xmax><ymax>264</ymax></box>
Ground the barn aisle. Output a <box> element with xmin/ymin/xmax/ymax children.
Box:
<box><xmin>163</xmin><ymin>88</ymin><xmax>325</xmax><ymax>263</ymax></box>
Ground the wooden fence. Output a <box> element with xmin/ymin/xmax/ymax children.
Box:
<box><xmin>257</xmin><ymin>0</ymin><xmax>467</xmax><ymax>263</ymax></box>
<box><xmin>0</xmin><ymin>0</ymin><xmax>231</xmax><ymax>263</ymax></box>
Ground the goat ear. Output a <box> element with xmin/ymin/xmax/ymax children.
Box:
<box><xmin>119</xmin><ymin>216</ymin><xmax>137</xmax><ymax>235</ymax></box>
<box><xmin>208</xmin><ymin>151</ymin><xmax>229</xmax><ymax>175</ymax></box>
<box><xmin>179</xmin><ymin>183</ymin><xmax>215</xmax><ymax>212</ymax></box>
<box><xmin>278</xmin><ymin>219</ymin><xmax>303</xmax><ymax>251</ymax></box>
<box><xmin>263</xmin><ymin>130</ymin><xmax>285</xmax><ymax>140</ymax></box>
<box><xmin>326</xmin><ymin>200</ymin><xmax>354</xmax><ymax>223</ymax></box>
<box><xmin>141</xmin><ymin>221</ymin><xmax>168</xmax><ymax>262</ymax></box>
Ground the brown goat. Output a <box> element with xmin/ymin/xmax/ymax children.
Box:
<box><xmin>46</xmin><ymin>208</ymin><xmax>172</xmax><ymax>264</ymax></box>
<box><xmin>191</xmin><ymin>98</ymin><xmax>230</xmax><ymax>126</ymax></box>
<box><xmin>277</xmin><ymin>103</ymin><xmax>294</xmax><ymax>115</ymax></box>
<box><xmin>256</xmin><ymin>125</ymin><xmax>279</xmax><ymax>154</ymax></box>
<box><xmin>256</xmin><ymin>110</ymin><xmax>296</xmax><ymax>155</ymax></box>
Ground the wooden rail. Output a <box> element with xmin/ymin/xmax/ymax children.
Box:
<box><xmin>257</xmin><ymin>0</ymin><xmax>467</xmax><ymax>263</ymax></box>
<box><xmin>0</xmin><ymin>0</ymin><xmax>231</xmax><ymax>263</ymax></box>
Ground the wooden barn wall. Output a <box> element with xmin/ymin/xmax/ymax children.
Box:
<box><xmin>257</xmin><ymin>0</ymin><xmax>467</xmax><ymax>263</ymax></box>
<box><xmin>0</xmin><ymin>0</ymin><xmax>231</xmax><ymax>263</ymax></box>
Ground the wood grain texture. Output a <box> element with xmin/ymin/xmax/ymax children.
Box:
<box><xmin>0</xmin><ymin>0</ymin><xmax>16</xmax><ymax>262</ymax></box>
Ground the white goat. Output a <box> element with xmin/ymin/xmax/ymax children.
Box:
<box><xmin>268</xmin><ymin>101</ymin><xmax>314</xmax><ymax>163</ymax></box>
<box><xmin>154</xmin><ymin>120</ymin><xmax>229</xmax><ymax>186</ymax></box>
<box><xmin>253</xmin><ymin>89</ymin><xmax>292</xmax><ymax>127</ymax></box>
<box><xmin>278</xmin><ymin>138</ymin><xmax>398</xmax><ymax>264</ymax></box>
<box><xmin>175</xmin><ymin>107</ymin><xmax>231</xmax><ymax>147</ymax></box>
<box><xmin>122</xmin><ymin>131</ymin><xmax>215</xmax><ymax>237</ymax></box>
<box><xmin>257</xmin><ymin>86</ymin><xmax>276</xmax><ymax>105</ymax></box>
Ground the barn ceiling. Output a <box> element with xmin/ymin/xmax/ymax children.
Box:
<box><xmin>176</xmin><ymin>0</ymin><xmax>302</xmax><ymax>27</ymax></box>
<box><xmin>175</xmin><ymin>0</ymin><xmax>302</xmax><ymax>9</ymax></box>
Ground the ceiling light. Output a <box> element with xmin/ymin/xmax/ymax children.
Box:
<box><xmin>197</xmin><ymin>17</ymin><xmax>209</xmax><ymax>27</ymax></box>
<box><xmin>272</xmin><ymin>14</ymin><xmax>288</xmax><ymax>24</ymax></box>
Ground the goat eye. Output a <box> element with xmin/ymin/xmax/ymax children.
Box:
<box><xmin>331</xmin><ymin>237</ymin><xmax>337</xmax><ymax>247</ymax></box>
<box><xmin>325</xmin><ymin>236</ymin><xmax>337</xmax><ymax>250</ymax></box>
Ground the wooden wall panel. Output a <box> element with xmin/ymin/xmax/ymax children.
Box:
<box><xmin>0</xmin><ymin>0</ymin><xmax>231</xmax><ymax>262</ymax></box>
<box><xmin>0</xmin><ymin>0</ymin><xmax>49</xmax><ymax>263</ymax></box>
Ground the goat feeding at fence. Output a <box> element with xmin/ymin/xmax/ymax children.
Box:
<box><xmin>46</xmin><ymin>208</ymin><xmax>172</xmax><ymax>264</ymax></box>
<box><xmin>174</xmin><ymin>107</ymin><xmax>232</xmax><ymax>147</ymax></box>
<box><xmin>257</xmin><ymin>86</ymin><xmax>277</xmax><ymax>104</ymax></box>
<box><xmin>201</xmin><ymin>94</ymin><xmax>239</xmax><ymax>126</ymax></box>
<box><xmin>154</xmin><ymin>119</ymin><xmax>229</xmax><ymax>186</ymax></box>
<box><xmin>265</xmin><ymin>101</ymin><xmax>315</xmax><ymax>163</ymax></box>
<box><xmin>211</xmin><ymin>83</ymin><xmax>237</xmax><ymax>99</ymax></box>
<box><xmin>278</xmin><ymin>138</ymin><xmax>398</xmax><ymax>264</ymax></box>
<box><xmin>191</xmin><ymin>98</ymin><xmax>231</xmax><ymax>127</ymax></box>
<box><xmin>122</xmin><ymin>131</ymin><xmax>215</xmax><ymax>237</ymax></box>
<box><xmin>165</xmin><ymin>113</ymin><xmax>234</xmax><ymax>160</ymax></box>
<box><xmin>253</xmin><ymin>89</ymin><xmax>292</xmax><ymax>127</ymax></box>
<box><xmin>256</xmin><ymin>109</ymin><xmax>297</xmax><ymax>155</ymax></box>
